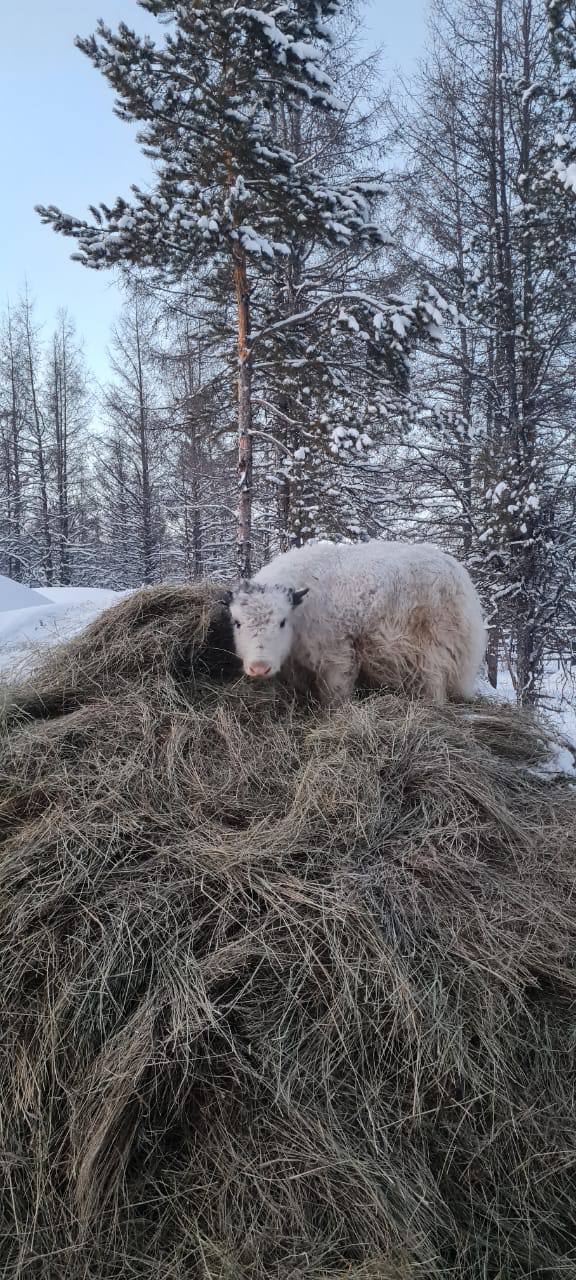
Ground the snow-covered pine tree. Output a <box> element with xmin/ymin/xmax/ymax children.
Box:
<box><xmin>37</xmin><ymin>0</ymin><xmax>441</xmax><ymax>576</ymax></box>
<box><xmin>246</xmin><ymin>19</ymin><xmax>446</xmax><ymax>552</ymax></box>
<box><xmin>546</xmin><ymin>0</ymin><xmax>576</xmax><ymax>195</ymax></box>
<box><xmin>531</xmin><ymin>1</ymin><xmax>576</xmax><ymax>324</ymax></box>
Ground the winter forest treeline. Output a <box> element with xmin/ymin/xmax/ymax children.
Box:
<box><xmin>2</xmin><ymin>0</ymin><xmax>576</xmax><ymax>704</ymax></box>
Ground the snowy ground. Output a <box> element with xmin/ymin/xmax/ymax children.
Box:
<box><xmin>0</xmin><ymin>585</ymin><xmax>122</xmax><ymax>678</ymax></box>
<box><xmin>478</xmin><ymin>663</ymin><xmax>576</xmax><ymax>748</ymax></box>
<box><xmin>1</xmin><ymin>578</ymin><xmax>575</xmax><ymax>775</ymax></box>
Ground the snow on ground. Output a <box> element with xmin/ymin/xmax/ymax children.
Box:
<box><xmin>533</xmin><ymin>740</ymin><xmax>576</xmax><ymax>779</ymax></box>
<box><xmin>477</xmin><ymin>661</ymin><xmax>576</xmax><ymax>778</ymax></box>
<box><xmin>479</xmin><ymin>662</ymin><xmax>576</xmax><ymax>748</ymax></box>
<box><xmin>0</xmin><ymin>574</ymin><xmax>51</xmax><ymax>610</ymax></box>
<box><xmin>0</xmin><ymin>584</ymin><xmax>122</xmax><ymax>679</ymax></box>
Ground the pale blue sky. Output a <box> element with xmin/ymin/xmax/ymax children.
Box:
<box><xmin>0</xmin><ymin>1</ymin><xmax>426</xmax><ymax>382</ymax></box>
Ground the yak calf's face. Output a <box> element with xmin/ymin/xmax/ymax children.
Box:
<box><xmin>227</xmin><ymin>584</ymin><xmax>308</xmax><ymax>678</ymax></box>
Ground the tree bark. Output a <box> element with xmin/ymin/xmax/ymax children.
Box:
<box><xmin>6</xmin><ymin>312</ymin><xmax>22</xmax><ymax>580</ymax></box>
<box><xmin>233</xmin><ymin>245</ymin><xmax>253</xmax><ymax>579</ymax></box>
<box><xmin>486</xmin><ymin>619</ymin><xmax>499</xmax><ymax>688</ymax></box>
<box><xmin>53</xmin><ymin>328</ymin><xmax>71</xmax><ymax>585</ymax></box>
<box><xmin>184</xmin><ymin>327</ymin><xmax>203</xmax><ymax>579</ymax></box>
<box><xmin>449</xmin><ymin>123</ymin><xmax>474</xmax><ymax>555</ymax></box>
<box><xmin>134</xmin><ymin>305</ymin><xmax>155</xmax><ymax>585</ymax></box>
<box><xmin>517</xmin><ymin>0</ymin><xmax>540</xmax><ymax>707</ymax></box>
<box><xmin>22</xmin><ymin>299</ymin><xmax>53</xmax><ymax>585</ymax></box>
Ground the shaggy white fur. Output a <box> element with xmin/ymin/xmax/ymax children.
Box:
<box><xmin>228</xmin><ymin>540</ymin><xmax>486</xmax><ymax>706</ymax></box>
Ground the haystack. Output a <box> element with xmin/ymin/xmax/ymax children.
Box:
<box><xmin>1</xmin><ymin>584</ymin><xmax>576</xmax><ymax>1280</ymax></box>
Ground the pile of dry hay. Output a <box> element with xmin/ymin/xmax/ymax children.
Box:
<box><xmin>2</xmin><ymin>584</ymin><xmax>576</xmax><ymax>1280</ymax></box>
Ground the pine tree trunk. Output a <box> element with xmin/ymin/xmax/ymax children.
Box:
<box><xmin>517</xmin><ymin>610</ymin><xmax>539</xmax><ymax>706</ymax></box>
<box><xmin>490</xmin><ymin>0</ymin><xmax>531</xmax><ymax>705</ymax></box>
<box><xmin>277</xmin><ymin>107</ymin><xmax>304</xmax><ymax>553</ymax></box>
<box><xmin>277</xmin><ymin>449</ymin><xmax>291</xmax><ymax>553</ymax></box>
<box><xmin>233</xmin><ymin>246</ymin><xmax>253</xmax><ymax>579</ymax></box>
<box><xmin>517</xmin><ymin>0</ymin><xmax>540</xmax><ymax>706</ymax></box>
<box><xmin>486</xmin><ymin>621</ymin><xmax>499</xmax><ymax>688</ymax></box>
<box><xmin>192</xmin><ymin>505</ymin><xmax>203</xmax><ymax>579</ymax></box>
<box><xmin>185</xmin><ymin>341</ymin><xmax>203</xmax><ymax>579</ymax></box>
<box><xmin>449</xmin><ymin>124</ymin><xmax>474</xmax><ymax>555</ymax></box>
<box><xmin>188</xmin><ymin>433</ymin><xmax>203</xmax><ymax>579</ymax></box>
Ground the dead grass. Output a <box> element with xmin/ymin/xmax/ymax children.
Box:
<box><xmin>1</xmin><ymin>584</ymin><xmax>576</xmax><ymax>1278</ymax></box>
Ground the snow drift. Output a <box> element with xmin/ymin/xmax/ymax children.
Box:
<box><xmin>0</xmin><ymin>584</ymin><xmax>122</xmax><ymax>675</ymax></box>
<box><xmin>0</xmin><ymin>574</ymin><xmax>50</xmax><ymax>610</ymax></box>
<box><xmin>1</xmin><ymin>584</ymin><xmax>576</xmax><ymax>1279</ymax></box>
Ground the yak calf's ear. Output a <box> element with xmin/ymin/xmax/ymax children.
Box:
<box><xmin>220</xmin><ymin>590</ymin><xmax>233</xmax><ymax>608</ymax></box>
<box><xmin>291</xmin><ymin>587</ymin><xmax>309</xmax><ymax>608</ymax></box>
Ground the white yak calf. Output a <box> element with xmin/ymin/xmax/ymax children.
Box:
<box><xmin>226</xmin><ymin>540</ymin><xmax>486</xmax><ymax>706</ymax></box>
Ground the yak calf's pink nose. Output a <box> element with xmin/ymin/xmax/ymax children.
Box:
<box><xmin>246</xmin><ymin>662</ymin><xmax>272</xmax><ymax>677</ymax></box>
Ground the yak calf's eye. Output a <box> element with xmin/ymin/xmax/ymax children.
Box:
<box><xmin>279</xmin><ymin>619</ymin><xmax>286</xmax><ymax>629</ymax></box>
<box><xmin>234</xmin><ymin>620</ymin><xmax>241</xmax><ymax>629</ymax></box>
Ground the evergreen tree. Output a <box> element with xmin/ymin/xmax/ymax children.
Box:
<box><xmin>546</xmin><ymin>0</ymin><xmax>576</xmax><ymax>194</ymax></box>
<box><xmin>37</xmin><ymin>0</ymin><xmax>439</xmax><ymax>576</ymax></box>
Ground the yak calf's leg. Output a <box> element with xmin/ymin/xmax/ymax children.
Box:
<box><xmin>421</xmin><ymin>668</ymin><xmax>448</xmax><ymax>705</ymax></box>
<box><xmin>317</xmin><ymin>645</ymin><xmax>359</xmax><ymax>707</ymax></box>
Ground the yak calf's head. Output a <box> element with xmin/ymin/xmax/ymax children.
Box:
<box><xmin>224</xmin><ymin>582</ymin><xmax>309</xmax><ymax>678</ymax></box>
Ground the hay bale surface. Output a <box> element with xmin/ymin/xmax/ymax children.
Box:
<box><xmin>1</xmin><ymin>585</ymin><xmax>576</xmax><ymax>1279</ymax></box>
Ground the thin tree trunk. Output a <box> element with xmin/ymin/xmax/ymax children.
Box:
<box><xmin>276</xmin><ymin>104</ymin><xmax>304</xmax><ymax>552</ymax></box>
<box><xmin>134</xmin><ymin>307</ymin><xmax>155</xmax><ymax>584</ymax></box>
<box><xmin>449</xmin><ymin>124</ymin><xmax>474</xmax><ymax>554</ymax></box>
<box><xmin>23</xmin><ymin>301</ymin><xmax>53</xmax><ymax>585</ymax></box>
<box><xmin>486</xmin><ymin>620</ymin><xmax>499</xmax><ymax>688</ymax></box>
<box><xmin>7</xmin><ymin>314</ymin><xmax>22</xmax><ymax>580</ymax></box>
<box><xmin>517</xmin><ymin>0</ymin><xmax>539</xmax><ymax>707</ymax></box>
<box><xmin>184</xmin><ymin>327</ymin><xmax>203</xmax><ymax>578</ymax></box>
<box><xmin>233</xmin><ymin>245</ymin><xmax>253</xmax><ymax>579</ymax></box>
<box><xmin>53</xmin><ymin>331</ymin><xmax>71</xmax><ymax>585</ymax></box>
<box><xmin>490</xmin><ymin>0</ymin><xmax>533</xmax><ymax>704</ymax></box>
<box><xmin>0</xmin><ymin>428</ymin><xmax>13</xmax><ymax>576</ymax></box>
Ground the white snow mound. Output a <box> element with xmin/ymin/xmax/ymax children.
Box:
<box><xmin>0</xmin><ymin>575</ymin><xmax>51</xmax><ymax>611</ymax></box>
<box><xmin>0</xmin><ymin>586</ymin><xmax>122</xmax><ymax>677</ymax></box>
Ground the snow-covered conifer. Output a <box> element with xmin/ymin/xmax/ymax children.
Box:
<box><xmin>546</xmin><ymin>0</ymin><xmax>576</xmax><ymax>196</ymax></box>
<box><xmin>37</xmin><ymin>0</ymin><xmax>441</xmax><ymax>575</ymax></box>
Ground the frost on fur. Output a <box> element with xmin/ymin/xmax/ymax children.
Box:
<box><xmin>227</xmin><ymin>582</ymin><xmax>309</xmax><ymax>678</ymax></box>
<box><xmin>228</xmin><ymin>540</ymin><xmax>486</xmax><ymax>706</ymax></box>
